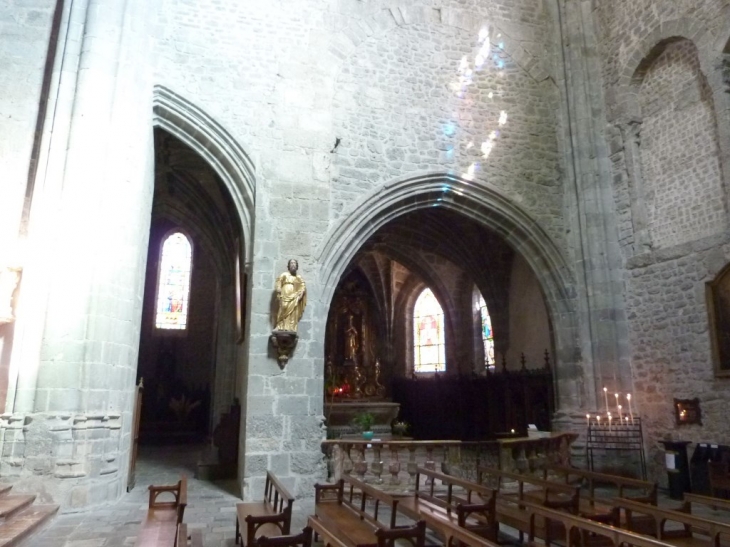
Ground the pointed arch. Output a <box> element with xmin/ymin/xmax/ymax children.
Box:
<box><xmin>316</xmin><ymin>171</ymin><xmax>579</xmax><ymax>393</ymax></box>
<box><xmin>152</xmin><ymin>86</ymin><xmax>256</xmax><ymax>262</ymax></box>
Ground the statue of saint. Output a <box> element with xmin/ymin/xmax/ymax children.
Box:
<box><xmin>274</xmin><ymin>259</ymin><xmax>307</xmax><ymax>332</ymax></box>
<box><xmin>344</xmin><ymin>314</ymin><xmax>359</xmax><ymax>361</ymax></box>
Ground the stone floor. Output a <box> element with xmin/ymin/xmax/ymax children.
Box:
<box><xmin>26</xmin><ymin>444</ymin><xmax>730</xmax><ymax>546</ymax></box>
<box><xmin>30</xmin><ymin>443</ymin><xmax>266</xmax><ymax>547</ymax></box>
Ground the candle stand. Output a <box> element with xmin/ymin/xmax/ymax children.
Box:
<box><xmin>587</xmin><ymin>416</ymin><xmax>646</xmax><ymax>479</ymax></box>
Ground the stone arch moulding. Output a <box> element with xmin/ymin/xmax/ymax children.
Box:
<box><xmin>326</xmin><ymin>5</ymin><xmax>553</xmax><ymax>85</ymax></box>
<box><xmin>152</xmin><ymin>85</ymin><xmax>256</xmax><ymax>263</ymax></box>
<box><xmin>316</xmin><ymin>172</ymin><xmax>579</xmax><ymax>396</ymax></box>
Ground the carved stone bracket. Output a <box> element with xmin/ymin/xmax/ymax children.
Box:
<box><xmin>0</xmin><ymin>266</ymin><xmax>22</xmax><ymax>325</ymax></box>
<box><xmin>269</xmin><ymin>330</ymin><xmax>298</xmax><ymax>369</ymax></box>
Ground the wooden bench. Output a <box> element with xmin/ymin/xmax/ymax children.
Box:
<box><xmin>518</xmin><ymin>498</ymin><xmax>677</xmax><ymax>547</ymax></box>
<box><xmin>314</xmin><ymin>475</ymin><xmax>426</xmax><ymax>547</ymax></box>
<box><xmin>418</xmin><ymin>510</ymin><xmax>498</xmax><ymax>547</ymax></box>
<box><xmin>236</xmin><ymin>471</ymin><xmax>295</xmax><ymax>546</ymax></box>
<box><xmin>256</xmin><ymin>526</ymin><xmax>313</xmax><ymax>547</ymax></box>
<box><xmin>136</xmin><ymin>476</ymin><xmax>188</xmax><ymax>546</ymax></box>
<box><xmin>544</xmin><ymin>464</ymin><xmax>657</xmax><ymax>525</ymax></box>
<box><xmin>478</xmin><ymin>466</ymin><xmax>580</xmax><ymax>541</ymax></box>
<box><xmin>615</xmin><ymin>497</ymin><xmax>730</xmax><ymax>547</ymax></box>
<box><xmin>176</xmin><ymin>523</ymin><xmax>203</xmax><ymax>547</ymax></box>
<box><xmin>709</xmin><ymin>462</ymin><xmax>730</xmax><ymax>499</ymax></box>
<box><xmin>397</xmin><ymin>466</ymin><xmax>498</xmax><ymax>542</ymax></box>
<box><xmin>681</xmin><ymin>493</ymin><xmax>730</xmax><ymax>514</ymax></box>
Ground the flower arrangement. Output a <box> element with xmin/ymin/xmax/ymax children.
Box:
<box><xmin>351</xmin><ymin>411</ymin><xmax>375</xmax><ymax>433</ymax></box>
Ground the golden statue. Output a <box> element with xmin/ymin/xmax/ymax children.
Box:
<box><xmin>274</xmin><ymin>259</ymin><xmax>307</xmax><ymax>331</ymax></box>
<box><xmin>344</xmin><ymin>314</ymin><xmax>359</xmax><ymax>361</ymax></box>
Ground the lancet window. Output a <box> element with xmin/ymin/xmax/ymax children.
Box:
<box><xmin>155</xmin><ymin>232</ymin><xmax>193</xmax><ymax>330</ymax></box>
<box><xmin>476</xmin><ymin>292</ymin><xmax>495</xmax><ymax>368</ymax></box>
<box><xmin>413</xmin><ymin>288</ymin><xmax>446</xmax><ymax>373</ymax></box>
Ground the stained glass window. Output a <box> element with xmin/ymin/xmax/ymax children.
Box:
<box><xmin>476</xmin><ymin>292</ymin><xmax>495</xmax><ymax>367</ymax></box>
<box><xmin>155</xmin><ymin>232</ymin><xmax>192</xmax><ymax>330</ymax></box>
<box><xmin>413</xmin><ymin>288</ymin><xmax>446</xmax><ymax>373</ymax></box>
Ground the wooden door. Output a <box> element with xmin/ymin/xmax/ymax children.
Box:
<box><xmin>127</xmin><ymin>378</ymin><xmax>144</xmax><ymax>491</ymax></box>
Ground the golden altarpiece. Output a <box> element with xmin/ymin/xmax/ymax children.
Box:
<box><xmin>324</xmin><ymin>276</ymin><xmax>400</xmax><ymax>436</ymax></box>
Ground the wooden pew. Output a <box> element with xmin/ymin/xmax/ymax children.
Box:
<box><xmin>314</xmin><ymin>475</ymin><xmax>426</xmax><ymax>547</ymax></box>
<box><xmin>681</xmin><ymin>493</ymin><xmax>730</xmax><ymax>514</ymax></box>
<box><xmin>397</xmin><ymin>466</ymin><xmax>498</xmax><ymax>541</ymax></box>
<box><xmin>615</xmin><ymin>497</ymin><xmax>730</xmax><ymax>547</ymax></box>
<box><xmin>307</xmin><ymin>516</ymin><xmax>349</xmax><ymax>547</ymax></box>
<box><xmin>544</xmin><ymin>464</ymin><xmax>657</xmax><ymax>524</ymax></box>
<box><xmin>136</xmin><ymin>476</ymin><xmax>188</xmax><ymax>546</ymax></box>
<box><xmin>418</xmin><ymin>510</ymin><xmax>499</xmax><ymax>547</ymax></box>
<box><xmin>477</xmin><ymin>466</ymin><xmax>580</xmax><ymax>541</ymax></box>
<box><xmin>518</xmin><ymin>498</ymin><xmax>677</xmax><ymax>547</ymax></box>
<box><xmin>176</xmin><ymin>523</ymin><xmax>203</xmax><ymax>547</ymax></box>
<box><xmin>256</xmin><ymin>526</ymin><xmax>313</xmax><ymax>547</ymax></box>
<box><xmin>236</xmin><ymin>471</ymin><xmax>295</xmax><ymax>546</ymax></box>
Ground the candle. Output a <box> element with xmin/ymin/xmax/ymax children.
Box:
<box><xmin>607</xmin><ymin>412</ymin><xmax>612</xmax><ymax>432</ymax></box>
<box><xmin>596</xmin><ymin>415</ymin><xmax>601</xmax><ymax>427</ymax></box>
<box><xmin>627</xmin><ymin>393</ymin><xmax>634</xmax><ymax>424</ymax></box>
<box><xmin>586</xmin><ymin>414</ymin><xmax>590</xmax><ymax>428</ymax></box>
<box><xmin>615</xmin><ymin>393</ymin><xmax>620</xmax><ymax>414</ymax></box>
<box><xmin>603</xmin><ymin>387</ymin><xmax>609</xmax><ymax>413</ymax></box>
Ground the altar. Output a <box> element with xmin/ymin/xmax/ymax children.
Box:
<box><xmin>324</xmin><ymin>276</ymin><xmax>401</xmax><ymax>437</ymax></box>
<box><xmin>325</xmin><ymin>400</ymin><xmax>401</xmax><ymax>437</ymax></box>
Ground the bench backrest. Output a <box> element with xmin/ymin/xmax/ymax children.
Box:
<box><xmin>340</xmin><ymin>475</ymin><xmax>400</xmax><ymax>529</ymax></box>
<box><xmin>308</xmin><ymin>517</ymin><xmax>349</xmax><ymax>547</ymax></box>
<box><xmin>257</xmin><ymin>526</ymin><xmax>313</xmax><ymax>547</ymax></box>
<box><xmin>683</xmin><ymin>493</ymin><xmax>730</xmax><ymax>513</ymax></box>
<box><xmin>419</xmin><ymin>510</ymin><xmax>497</xmax><ymax>547</ymax></box>
<box><xmin>545</xmin><ymin>465</ymin><xmax>657</xmax><ymax>504</ymax></box>
<box><xmin>478</xmin><ymin>466</ymin><xmax>580</xmax><ymax>512</ymax></box>
<box><xmin>265</xmin><ymin>471</ymin><xmax>295</xmax><ymax>518</ymax></box>
<box><xmin>416</xmin><ymin>466</ymin><xmax>496</xmax><ymax>508</ymax></box>
<box><xmin>615</xmin><ymin>497</ymin><xmax>730</xmax><ymax>545</ymax></box>
<box><xmin>515</xmin><ymin>498</ymin><xmax>674</xmax><ymax>547</ymax></box>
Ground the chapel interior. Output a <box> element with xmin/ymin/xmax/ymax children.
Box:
<box><xmin>3</xmin><ymin>0</ymin><xmax>730</xmax><ymax>544</ymax></box>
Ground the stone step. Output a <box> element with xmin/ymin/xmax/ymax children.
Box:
<box><xmin>0</xmin><ymin>497</ymin><xmax>35</xmax><ymax>520</ymax></box>
<box><xmin>0</xmin><ymin>505</ymin><xmax>59</xmax><ymax>547</ymax></box>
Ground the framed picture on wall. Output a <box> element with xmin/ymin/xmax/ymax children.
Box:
<box><xmin>707</xmin><ymin>264</ymin><xmax>730</xmax><ymax>377</ymax></box>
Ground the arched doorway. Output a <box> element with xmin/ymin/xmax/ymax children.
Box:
<box><xmin>318</xmin><ymin>173</ymin><xmax>579</xmax><ymax>438</ymax></box>
<box><xmin>129</xmin><ymin>88</ymin><xmax>255</xmax><ymax>487</ymax></box>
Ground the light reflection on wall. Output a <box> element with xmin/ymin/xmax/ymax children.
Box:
<box><xmin>448</xmin><ymin>25</ymin><xmax>510</xmax><ymax>181</ymax></box>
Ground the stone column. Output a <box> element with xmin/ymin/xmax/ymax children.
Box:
<box><xmin>550</xmin><ymin>0</ymin><xmax>633</xmax><ymax>420</ymax></box>
<box><xmin>5</xmin><ymin>0</ymin><xmax>157</xmax><ymax>510</ymax></box>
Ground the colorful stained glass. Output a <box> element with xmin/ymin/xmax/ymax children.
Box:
<box><xmin>413</xmin><ymin>288</ymin><xmax>446</xmax><ymax>373</ymax></box>
<box><xmin>477</xmin><ymin>292</ymin><xmax>495</xmax><ymax>366</ymax></box>
<box><xmin>155</xmin><ymin>232</ymin><xmax>192</xmax><ymax>330</ymax></box>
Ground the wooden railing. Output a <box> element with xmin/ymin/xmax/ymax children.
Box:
<box><xmin>321</xmin><ymin>433</ymin><xmax>577</xmax><ymax>487</ymax></box>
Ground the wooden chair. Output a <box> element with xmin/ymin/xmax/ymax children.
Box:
<box><xmin>708</xmin><ymin>462</ymin><xmax>730</xmax><ymax>499</ymax></box>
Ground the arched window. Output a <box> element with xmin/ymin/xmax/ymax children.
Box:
<box><xmin>413</xmin><ymin>288</ymin><xmax>446</xmax><ymax>373</ymax></box>
<box><xmin>155</xmin><ymin>232</ymin><xmax>193</xmax><ymax>330</ymax></box>
<box><xmin>476</xmin><ymin>292</ymin><xmax>495</xmax><ymax>368</ymax></box>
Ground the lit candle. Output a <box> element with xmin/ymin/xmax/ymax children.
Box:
<box><xmin>607</xmin><ymin>412</ymin><xmax>612</xmax><ymax>432</ymax></box>
<box><xmin>627</xmin><ymin>393</ymin><xmax>634</xmax><ymax>424</ymax></box>
<box><xmin>615</xmin><ymin>393</ymin><xmax>620</xmax><ymax>414</ymax></box>
<box><xmin>586</xmin><ymin>414</ymin><xmax>590</xmax><ymax>428</ymax></box>
<box><xmin>596</xmin><ymin>415</ymin><xmax>601</xmax><ymax>427</ymax></box>
<box><xmin>603</xmin><ymin>387</ymin><xmax>609</xmax><ymax>414</ymax></box>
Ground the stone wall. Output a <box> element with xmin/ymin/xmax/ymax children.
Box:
<box><xmin>597</xmin><ymin>0</ymin><xmax>730</xmax><ymax>481</ymax></box>
<box><xmin>154</xmin><ymin>0</ymin><xmax>569</xmax><ymax>500</ymax></box>
<box><xmin>0</xmin><ymin>0</ymin><xmax>56</xmax><ymax>261</ymax></box>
